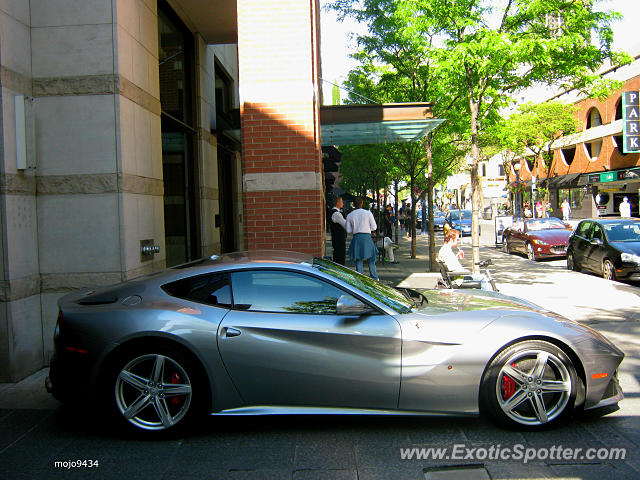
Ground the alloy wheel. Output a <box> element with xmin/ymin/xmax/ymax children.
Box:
<box><xmin>496</xmin><ymin>349</ymin><xmax>572</xmax><ymax>426</ymax></box>
<box><xmin>526</xmin><ymin>243</ymin><xmax>536</xmax><ymax>262</ymax></box>
<box><xmin>114</xmin><ymin>353</ymin><xmax>192</xmax><ymax>431</ymax></box>
<box><xmin>603</xmin><ymin>259</ymin><xmax>616</xmax><ymax>281</ymax></box>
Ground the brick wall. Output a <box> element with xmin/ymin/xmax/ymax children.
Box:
<box><xmin>237</xmin><ymin>0</ymin><xmax>324</xmax><ymax>256</ymax></box>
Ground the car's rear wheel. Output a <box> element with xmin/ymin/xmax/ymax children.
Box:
<box><xmin>603</xmin><ymin>259</ymin><xmax>616</xmax><ymax>281</ymax></box>
<box><xmin>567</xmin><ymin>251</ymin><xmax>579</xmax><ymax>271</ymax></box>
<box><xmin>109</xmin><ymin>347</ymin><xmax>203</xmax><ymax>435</ymax></box>
<box><xmin>526</xmin><ymin>243</ymin><xmax>537</xmax><ymax>262</ymax></box>
<box><xmin>480</xmin><ymin>340</ymin><xmax>576</xmax><ymax>430</ymax></box>
<box><xmin>502</xmin><ymin>237</ymin><xmax>509</xmax><ymax>254</ymax></box>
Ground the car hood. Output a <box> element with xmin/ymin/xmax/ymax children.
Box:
<box><xmin>412</xmin><ymin>288</ymin><xmax>547</xmax><ymax>315</ymax></box>
<box><xmin>528</xmin><ymin>229</ymin><xmax>571</xmax><ymax>243</ymax></box>
<box><xmin>610</xmin><ymin>241</ymin><xmax>640</xmax><ymax>254</ymax></box>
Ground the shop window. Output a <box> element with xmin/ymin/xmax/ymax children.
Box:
<box><xmin>584</xmin><ymin>139</ymin><xmax>602</xmax><ymax>161</ymax></box>
<box><xmin>570</xmin><ymin>188</ymin><xmax>584</xmax><ymax>209</ymax></box>
<box><xmin>561</xmin><ymin>146</ymin><xmax>575</xmax><ymax>165</ymax></box>
<box><xmin>498</xmin><ymin>164</ymin><xmax>505</xmax><ymax>176</ymax></box>
<box><xmin>586</xmin><ymin>107</ymin><xmax>602</xmax><ymax>129</ymax></box>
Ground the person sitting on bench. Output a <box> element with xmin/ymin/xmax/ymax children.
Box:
<box><xmin>437</xmin><ymin>228</ymin><xmax>495</xmax><ymax>291</ymax></box>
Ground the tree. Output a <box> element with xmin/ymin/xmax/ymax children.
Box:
<box><xmin>504</xmin><ymin>101</ymin><xmax>580</xmax><ymax>193</ymax></box>
<box><xmin>395</xmin><ymin>0</ymin><xmax>628</xmax><ymax>272</ymax></box>
<box><xmin>330</xmin><ymin>0</ymin><xmax>469</xmax><ymax>262</ymax></box>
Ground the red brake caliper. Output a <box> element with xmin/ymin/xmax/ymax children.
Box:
<box><xmin>170</xmin><ymin>371</ymin><xmax>182</xmax><ymax>405</ymax></box>
<box><xmin>501</xmin><ymin>363</ymin><xmax>517</xmax><ymax>400</ymax></box>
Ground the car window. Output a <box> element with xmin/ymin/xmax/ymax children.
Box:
<box><xmin>591</xmin><ymin>224</ymin><xmax>604</xmax><ymax>242</ymax></box>
<box><xmin>603</xmin><ymin>223</ymin><xmax>640</xmax><ymax>242</ymax></box>
<box><xmin>230</xmin><ymin>270</ymin><xmax>358</xmax><ymax>314</ymax></box>
<box><xmin>162</xmin><ymin>273</ymin><xmax>232</xmax><ymax>308</ymax></box>
<box><xmin>525</xmin><ymin>218</ymin><xmax>566</xmax><ymax>231</ymax></box>
<box><xmin>575</xmin><ymin>221</ymin><xmax>591</xmax><ymax>238</ymax></box>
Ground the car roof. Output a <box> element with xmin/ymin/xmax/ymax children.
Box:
<box><xmin>582</xmin><ymin>218</ymin><xmax>640</xmax><ymax>226</ymax></box>
<box><xmin>171</xmin><ymin>250</ymin><xmax>314</xmax><ymax>271</ymax></box>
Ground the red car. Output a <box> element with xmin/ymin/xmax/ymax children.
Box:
<box><xmin>503</xmin><ymin>218</ymin><xmax>573</xmax><ymax>261</ymax></box>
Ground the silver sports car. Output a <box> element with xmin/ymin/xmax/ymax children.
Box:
<box><xmin>46</xmin><ymin>250</ymin><xmax>623</xmax><ymax>435</ymax></box>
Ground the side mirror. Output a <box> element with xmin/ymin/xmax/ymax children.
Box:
<box><xmin>590</xmin><ymin>238</ymin><xmax>603</xmax><ymax>246</ymax></box>
<box><xmin>336</xmin><ymin>295</ymin><xmax>373</xmax><ymax>316</ymax></box>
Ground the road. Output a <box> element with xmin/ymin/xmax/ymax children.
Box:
<box><xmin>1</xmin><ymin>223</ymin><xmax>640</xmax><ymax>479</ymax></box>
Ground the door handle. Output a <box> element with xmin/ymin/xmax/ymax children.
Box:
<box><xmin>224</xmin><ymin>327</ymin><xmax>242</xmax><ymax>338</ymax></box>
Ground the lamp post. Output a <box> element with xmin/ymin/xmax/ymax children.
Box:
<box><xmin>513</xmin><ymin>162</ymin><xmax>521</xmax><ymax>220</ymax></box>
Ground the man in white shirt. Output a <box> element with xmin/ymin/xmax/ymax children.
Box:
<box><xmin>437</xmin><ymin>229</ymin><xmax>494</xmax><ymax>291</ymax></box>
<box><xmin>329</xmin><ymin>196</ymin><xmax>347</xmax><ymax>265</ymax></box>
<box><xmin>346</xmin><ymin>197</ymin><xmax>379</xmax><ymax>280</ymax></box>
<box><xmin>619</xmin><ymin>197</ymin><xmax>631</xmax><ymax>218</ymax></box>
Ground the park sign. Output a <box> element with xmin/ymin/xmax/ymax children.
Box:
<box><xmin>623</xmin><ymin>91</ymin><xmax>640</xmax><ymax>153</ymax></box>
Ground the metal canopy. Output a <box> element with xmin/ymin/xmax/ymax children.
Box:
<box><xmin>320</xmin><ymin>103</ymin><xmax>445</xmax><ymax>146</ymax></box>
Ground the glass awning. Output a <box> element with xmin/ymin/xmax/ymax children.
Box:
<box><xmin>320</xmin><ymin>103</ymin><xmax>444</xmax><ymax>146</ymax></box>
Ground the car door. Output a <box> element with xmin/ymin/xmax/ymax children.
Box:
<box><xmin>585</xmin><ymin>223</ymin><xmax>607</xmax><ymax>273</ymax></box>
<box><xmin>570</xmin><ymin>220</ymin><xmax>592</xmax><ymax>269</ymax></box>
<box><xmin>217</xmin><ymin>269</ymin><xmax>402</xmax><ymax>410</ymax></box>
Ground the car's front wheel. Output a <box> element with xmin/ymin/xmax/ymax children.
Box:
<box><xmin>108</xmin><ymin>346</ymin><xmax>204</xmax><ymax>434</ymax></box>
<box><xmin>526</xmin><ymin>243</ymin><xmax>537</xmax><ymax>262</ymax></box>
<box><xmin>502</xmin><ymin>236</ymin><xmax>509</xmax><ymax>254</ymax></box>
<box><xmin>480</xmin><ymin>340</ymin><xmax>576</xmax><ymax>430</ymax></box>
<box><xmin>603</xmin><ymin>259</ymin><xmax>616</xmax><ymax>281</ymax></box>
<box><xmin>567</xmin><ymin>251</ymin><xmax>579</xmax><ymax>271</ymax></box>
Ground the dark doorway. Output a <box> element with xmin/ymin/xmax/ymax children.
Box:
<box><xmin>217</xmin><ymin>143</ymin><xmax>236</xmax><ymax>253</ymax></box>
<box><xmin>158</xmin><ymin>2</ymin><xmax>198</xmax><ymax>266</ymax></box>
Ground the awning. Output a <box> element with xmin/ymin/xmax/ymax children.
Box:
<box><xmin>320</xmin><ymin>103</ymin><xmax>445</xmax><ymax>146</ymax></box>
<box><xmin>547</xmin><ymin>173</ymin><xmax>582</xmax><ymax>189</ymax></box>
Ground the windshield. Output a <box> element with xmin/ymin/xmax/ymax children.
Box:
<box><xmin>451</xmin><ymin>210</ymin><xmax>472</xmax><ymax>220</ymax></box>
<box><xmin>525</xmin><ymin>218</ymin><xmax>566</xmax><ymax>231</ymax></box>
<box><xmin>313</xmin><ymin>258</ymin><xmax>412</xmax><ymax>313</ymax></box>
<box><xmin>603</xmin><ymin>222</ymin><xmax>640</xmax><ymax>242</ymax></box>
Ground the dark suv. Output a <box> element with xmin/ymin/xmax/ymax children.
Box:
<box><xmin>567</xmin><ymin>218</ymin><xmax>640</xmax><ymax>281</ymax></box>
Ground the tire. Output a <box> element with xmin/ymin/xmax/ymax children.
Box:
<box><xmin>502</xmin><ymin>237</ymin><xmax>509</xmax><ymax>254</ymax></box>
<box><xmin>526</xmin><ymin>243</ymin><xmax>537</xmax><ymax>262</ymax></box>
<box><xmin>480</xmin><ymin>340</ymin><xmax>576</xmax><ymax>430</ymax></box>
<box><xmin>107</xmin><ymin>345</ymin><xmax>205</xmax><ymax>435</ymax></box>
<box><xmin>567</xmin><ymin>251</ymin><xmax>579</xmax><ymax>272</ymax></box>
<box><xmin>603</xmin><ymin>259</ymin><xmax>616</xmax><ymax>281</ymax></box>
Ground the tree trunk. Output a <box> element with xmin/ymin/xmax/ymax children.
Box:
<box><xmin>394</xmin><ymin>180</ymin><xmax>399</xmax><ymax>244</ymax></box>
<box><xmin>425</xmin><ymin>137</ymin><xmax>436</xmax><ymax>272</ymax></box>
<box><xmin>410</xmin><ymin>177</ymin><xmax>417</xmax><ymax>258</ymax></box>
<box><xmin>469</xmin><ymin>97</ymin><xmax>481</xmax><ymax>274</ymax></box>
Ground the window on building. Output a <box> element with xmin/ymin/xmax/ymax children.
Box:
<box><xmin>215</xmin><ymin>67</ymin><xmax>233</xmax><ymax>119</ymax></box>
<box><xmin>585</xmin><ymin>139</ymin><xmax>602</xmax><ymax>161</ymax></box>
<box><xmin>561</xmin><ymin>146</ymin><xmax>575</xmax><ymax>165</ymax></box>
<box><xmin>586</xmin><ymin>107</ymin><xmax>602</xmax><ymax>129</ymax></box>
<box><xmin>613</xmin><ymin>135</ymin><xmax>629</xmax><ymax>156</ymax></box>
<box><xmin>498</xmin><ymin>164</ymin><xmax>505</xmax><ymax>177</ymax></box>
<box><xmin>570</xmin><ymin>188</ymin><xmax>583</xmax><ymax>209</ymax></box>
<box><xmin>615</xmin><ymin>98</ymin><xmax>622</xmax><ymax>121</ymax></box>
<box><xmin>482</xmin><ymin>164</ymin><xmax>486</xmax><ymax>177</ymax></box>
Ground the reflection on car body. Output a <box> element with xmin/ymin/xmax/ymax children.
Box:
<box><xmin>47</xmin><ymin>250</ymin><xmax>624</xmax><ymax>436</ymax></box>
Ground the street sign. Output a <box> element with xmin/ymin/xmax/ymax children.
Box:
<box><xmin>622</xmin><ymin>91</ymin><xmax>640</xmax><ymax>153</ymax></box>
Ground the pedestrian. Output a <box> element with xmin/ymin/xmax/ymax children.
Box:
<box><xmin>382</xmin><ymin>236</ymin><xmax>398</xmax><ymax>263</ymax></box>
<box><xmin>437</xmin><ymin>228</ymin><xmax>494</xmax><ymax>291</ymax></box>
<box><xmin>329</xmin><ymin>195</ymin><xmax>347</xmax><ymax>265</ymax></box>
<box><xmin>346</xmin><ymin>197</ymin><xmax>379</xmax><ymax>280</ymax></box>
<box><xmin>399</xmin><ymin>207</ymin><xmax>406</xmax><ymax>232</ymax></box>
<box><xmin>383</xmin><ymin>205</ymin><xmax>393</xmax><ymax>238</ymax></box>
<box><xmin>535</xmin><ymin>200</ymin><xmax>544</xmax><ymax>218</ymax></box>
<box><xmin>405</xmin><ymin>204</ymin><xmax>412</xmax><ymax>238</ymax></box>
<box><xmin>561</xmin><ymin>198</ymin><xmax>571</xmax><ymax>221</ymax></box>
<box><xmin>619</xmin><ymin>196</ymin><xmax>631</xmax><ymax>218</ymax></box>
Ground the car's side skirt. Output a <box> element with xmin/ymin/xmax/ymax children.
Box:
<box><xmin>211</xmin><ymin>406</ymin><xmax>478</xmax><ymax>416</ymax></box>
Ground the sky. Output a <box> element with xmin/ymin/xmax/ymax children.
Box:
<box><xmin>319</xmin><ymin>0</ymin><xmax>640</xmax><ymax>102</ymax></box>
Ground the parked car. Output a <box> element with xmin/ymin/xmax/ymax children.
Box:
<box><xmin>416</xmin><ymin>210</ymin><xmax>445</xmax><ymax>231</ymax></box>
<box><xmin>567</xmin><ymin>218</ymin><xmax>640</xmax><ymax>281</ymax></box>
<box><xmin>444</xmin><ymin>209</ymin><xmax>474</xmax><ymax>236</ymax></box>
<box><xmin>47</xmin><ymin>251</ymin><xmax>623</xmax><ymax>435</ymax></box>
<box><xmin>502</xmin><ymin>218</ymin><xmax>573</xmax><ymax>261</ymax></box>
